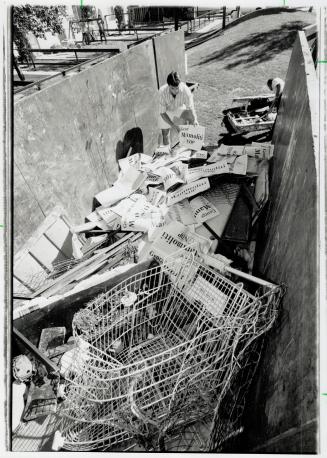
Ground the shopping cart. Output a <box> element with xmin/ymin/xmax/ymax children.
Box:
<box><xmin>57</xmin><ymin>248</ymin><xmax>282</xmax><ymax>451</ymax></box>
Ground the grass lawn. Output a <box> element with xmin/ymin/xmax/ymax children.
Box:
<box><xmin>186</xmin><ymin>10</ymin><xmax>316</xmax><ymax>144</ymax></box>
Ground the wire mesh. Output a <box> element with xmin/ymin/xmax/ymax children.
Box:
<box><xmin>58</xmin><ymin>250</ymin><xmax>282</xmax><ymax>451</ymax></box>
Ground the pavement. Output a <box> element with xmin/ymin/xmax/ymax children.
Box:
<box><xmin>184</xmin><ymin>18</ymin><xmax>223</xmax><ymax>44</ymax></box>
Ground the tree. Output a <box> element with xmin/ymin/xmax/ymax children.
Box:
<box><xmin>79</xmin><ymin>5</ymin><xmax>96</xmax><ymax>45</ymax></box>
<box><xmin>114</xmin><ymin>5</ymin><xmax>124</xmax><ymax>32</ymax></box>
<box><xmin>13</xmin><ymin>5</ymin><xmax>67</xmax><ymax>60</ymax></box>
<box><xmin>80</xmin><ymin>5</ymin><xmax>96</xmax><ymax>20</ymax></box>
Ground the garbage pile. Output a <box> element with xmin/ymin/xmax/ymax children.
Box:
<box><xmin>14</xmin><ymin>125</ymin><xmax>274</xmax><ymax>303</ymax></box>
<box><xmin>222</xmin><ymin>95</ymin><xmax>277</xmax><ymax>135</ymax></box>
<box><xmin>71</xmin><ymin>125</ymin><xmax>273</xmax><ymax>283</ymax></box>
<box><xmin>12</xmin><ymin>125</ymin><xmax>283</xmax><ymax>453</ymax></box>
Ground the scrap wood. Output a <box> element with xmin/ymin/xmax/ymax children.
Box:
<box><xmin>46</xmin><ymin>341</ymin><xmax>77</xmax><ymax>358</ymax></box>
<box><xmin>222</xmin><ymin>191</ymin><xmax>252</xmax><ymax>243</ymax></box>
<box><xmin>40</xmin><ymin>232</ymin><xmax>142</xmax><ymax>299</ymax></box>
<box><xmin>38</xmin><ymin>327</ymin><xmax>66</xmax><ymax>355</ymax></box>
<box><xmin>95</xmin><ymin>253</ymin><xmax>130</xmax><ymax>276</ymax></box>
<box><xmin>30</xmin><ymin>232</ymin><xmax>141</xmax><ymax>299</ymax></box>
<box><xmin>13</xmin><ymin>327</ymin><xmax>61</xmax><ymax>376</ymax></box>
<box><xmin>81</xmin><ymin>234</ymin><xmax>109</xmax><ymax>255</ymax></box>
<box><xmin>83</xmin><ymin>229</ymin><xmax>121</xmax><ymax>236</ymax></box>
<box><xmin>72</xmin><ymin>221</ymin><xmax>99</xmax><ymax>234</ymax></box>
<box><xmin>232</xmin><ymin>94</ymin><xmax>273</xmax><ymax>102</ymax></box>
<box><xmin>70</xmin><ymin>253</ymin><xmax>124</xmax><ymax>283</ymax></box>
<box><xmin>240</xmin><ymin>183</ymin><xmax>259</xmax><ymax>213</ymax></box>
<box><xmin>12</xmin><ymin>412</ymin><xmax>59</xmax><ymax>451</ymax></box>
<box><xmin>23</xmin><ymin>379</ymin><xmax>58</xmax><ymax>421</ymax></box>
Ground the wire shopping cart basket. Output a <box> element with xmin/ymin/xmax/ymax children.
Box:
<box><xmin>57</xmin><ymin>248</ymin><xmax>283</xmax><ymax>451</ymax></box>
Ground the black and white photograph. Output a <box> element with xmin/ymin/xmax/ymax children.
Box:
<box><xmin>2</xmin><ymin>0</ymin><xmax>326</xmax><ymax>454</ymax></box>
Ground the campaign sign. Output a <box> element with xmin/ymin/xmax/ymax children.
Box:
<box><xmin>179</xmin><ymin>125</ymin><xmax>205</xmax><ymax>151</ymax></box>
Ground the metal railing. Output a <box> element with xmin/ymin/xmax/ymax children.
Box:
<box><xmin>18</xmin><ymin>47</ymin><xmax>120</xmax><ymax>70</ymax></box>
<box><xmin>14</xmin><ymin>50</ymin><xmax>119</xmax><ymax>95</ymax></box>
<box><xmin>182</xmin><ymin>11</ymin><xmax>224</xmax><ymax>33</ymax></box>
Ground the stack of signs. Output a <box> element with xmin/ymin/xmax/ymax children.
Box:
<box><xmin>81</xmin><ymin>127</ymin><xmax>273</xmax><ymax>264</ymax></box>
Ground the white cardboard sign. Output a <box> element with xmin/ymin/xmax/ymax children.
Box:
<box><xmin>145</xmin><ymin>172</ymin><xmax>163</xmax><ymax>186</ymax></box>
<box><xmin>150</xmin><ymin>221</ymin><xmax>212</xmax><ymax>263</ymax></box>
<box><xmin>229</xmin><ymin>154</ymin><xmax>248</xmax><ymax>175</ymax></box>
<box><xmin>166</xmin><ymin>178</ymin><xmax>210</xmax><ymax>206</ymax></box>
<box><xmin>118</xmin><ymin>154</ymin><xmax>141</xmax><ymax>172</ymax></box>
<box><xmin>210</xmin><ymin>144</ymin><xmax>245</xmax><ymax>159</ymax></box>
<box><xmin>146</xmin><ymin>187</ymin><xmax>166</xmax><ymax>206</ymax></box>
<box><xmin>244</xmin><ymin>143</ymin><xmax>274</xmax><ymax>159</ymax></box>
<box><xmin>153</xmin><ymin>145</ymin><xmax>171</xmax><ymax>159</ymax></box>
<box><xmin>179</xmin><ymin>125</ymin><xmax>205</xmax><ymax>150</ymax></box>
<box><xmin>168</xmin><ymin>199</ymin><xmax>195</xmax><ymax>225</ymax></box>
<box><xmin>189</xmin><ymin>196</ymin><xmax>220</xmax><ymax>223</ymax></box>
<box><xmin>95</xmin><ymin>168</ymin><xmax>146</xmax><ymax>207</ymax></box>
<box><xmin>185</xmin><ymin>159</ymin><xmax>230</xmax><ymax>183</ymax></box>
<box><xmin>157</xmin><ymin>166</ymin><xmax>184</xmax><ymax>191</ymax></box>
<box><xmin>187</xmin><ymin>276</ymin><xmax>228</xmax><ymax>317</ymax></box>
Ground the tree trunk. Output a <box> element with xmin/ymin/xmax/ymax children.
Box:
<box><xmin>174</xmin><ymin>9</ymin><xmax>179</xmax><ymax>31</ymax></box>
<box><xmin>13</xmin><ymin>57</ymin><xmax>25</xmax><ymax>81</ymax></box>
<box><xmin>222</xmin><ymin>6</ymin><xmax>226</xmax><ymax>29</ymax></box>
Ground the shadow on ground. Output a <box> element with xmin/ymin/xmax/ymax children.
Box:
<box><xmin>199</xmin><ymin>21</ymin><xmax>310</xmax><ymax>69</ymax></box>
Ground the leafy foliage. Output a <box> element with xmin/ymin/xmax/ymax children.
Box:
<box><xmin>80</xmin><ymin>5</ymin><xmax>96</xmax><ymax>20</ymax></box>
<box><xmin>114</xmin><ymin>5</ymin><xmax>124</xmax><ymax>30</ymax></box>
<box><xmin>13</xmin><ymin>4</ymin><xmax>67</xmax><ymax>60</ymax></box>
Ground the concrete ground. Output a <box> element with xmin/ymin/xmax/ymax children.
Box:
<box><xmin>185</xmin><ymin>9</ymin><xmax>316</xmax><ymax>144</ymax></box>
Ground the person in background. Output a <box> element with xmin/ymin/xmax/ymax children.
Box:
<box><xmin>159</xmin><ymin>71</ymin><xmax>198</xmax><ymax>146</ymax></box>
<box><xmin>267</xmin><ymin>77</ymin><xmax>285</xmax><ymax>111</ymax></box>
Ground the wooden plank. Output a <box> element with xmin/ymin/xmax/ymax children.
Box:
<box><xmin>23</xmin><ymin>380</ymin><xmax>57</xmax><ymax>422</ymax></box>
<box><xmin>13</xmin><ymin>327</ymin><xmax>61</xmax><ymax>375</ymax></box>
<box><xmin>14</xmin><ymin>253</ymin><xmax>47</xmax><ymax>285</ymax></box>
<box><xmin>29</xmin><ymin>235</ymin><xmax>62</xmax><ymax>270</ymax></box>
<box><xmin>31</xmin><ymin>232</ymin><xmax>142</xmax><ymax>299</ymax></box>
<box><xmin>38</xmin><ymin>327</ymin><xmax>66</xmax><ymax>354</ymax></box>
<box><xmin>46</xmin><ymin>341</ymin><xmax>76</xmax><ymax>358</ymax></box>
<box><xmin>232</xmin><ymin>94</ymin><xmax>273</xmax><ymax>102</ymax></box>
<box><xmin>14</xmin><ymin>206</ymin><xmax>67</xmax><ymax>265</ymax></box>
<box><xmin>29</xmin><ymin>232</ymin><xmax>135</xmax><ymax>298</ymax></box>
<box><xmin>43</xmin><ymin>232</ymin><xmax>143</xmax><ymax>297</ymax></box>
<box><xmin>12</xmin><ymin>413</ymin><xmax>59</xmax><ymax>451</ymax></box>
<box><xmin>45</xmin><ymin>217</ymin><xmax>72</xmax><ymax>258</ymax></box>
<box><xmin>13</xmin><ymin>276</ymin><xmax>31</xmax><ymax>295</ymax></box>
<box><xmin>13</xmin><ymin>260</ymin><xmax>152</xmax><ymax>333</ymax></box>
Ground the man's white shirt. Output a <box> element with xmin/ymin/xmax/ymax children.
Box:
<box><xmin>159</xmin><ymin>82</ymin><xmax>194</xmax><ymax>114</ymax></box>
<box><xmin>271</xmin><ymin>77</ymin><xmax>285</xmax><ymax>95</ymax></box>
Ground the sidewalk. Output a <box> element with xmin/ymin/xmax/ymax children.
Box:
<box><xmin>184</xmin><ymin>18</ymin><xmax>223</xmax><ymax>45</ymax></box>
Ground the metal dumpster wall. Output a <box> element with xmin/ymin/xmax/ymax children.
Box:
<box><xmin>153</xmin><ymin>30</ymin><xmax>186</xmax><ymax>87</ymax></box>
<box><xmin>14</xmin><ymin>31</ymin><xmax>185</xmax><ymax>252</ymax></box>
<box><xmin>242</xmin><ymin>31</ymin><xmax>319</xmax><ymax>453</ymax></box>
